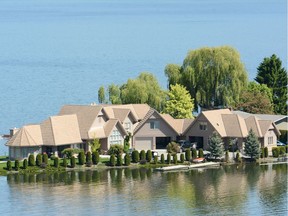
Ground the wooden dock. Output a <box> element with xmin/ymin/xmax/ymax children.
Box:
<box><xmin>155</xmin><ymin>162</ymin><xmax>220</xmax><ymax>171</ymax></box>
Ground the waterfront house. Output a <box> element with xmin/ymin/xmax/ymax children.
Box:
<box><xmin>184</xmin><ymin>109</ymin><xmax>280</xmax><ymax>153</ymax></box>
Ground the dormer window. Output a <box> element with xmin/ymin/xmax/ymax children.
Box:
<box><xmin>150</xmin><ymin>121</ymin><xmax>159</xmax><ymax>129</ymax></box>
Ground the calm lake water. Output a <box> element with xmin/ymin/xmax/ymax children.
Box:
<box><xmin>0</xmin><ymin>164</ymin><xmax>287</xmax><ymax>215</ymax></box>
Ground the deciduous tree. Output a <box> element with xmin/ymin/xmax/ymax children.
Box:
<box><xmin>163</xmin><ymin>84</ymin><xmax>194</xmax><ymax>119</ymax></box>
<box><xmin>98</xmin><ymin>86</ymin><xmax>106</xmax><ymax>104</ymax></box>
<box><xmin>165</xmin><ymin>46</ymin><xmax>248</xmax><ymax>108</ymax></box>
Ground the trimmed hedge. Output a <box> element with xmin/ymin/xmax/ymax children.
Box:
<box><xmin>235</xmin><ymin>151</ymin><xmax>241</xmax><ymax>163</ymax></box>
<box><xmin>42</xmin><ymin>153</ymin><xmax>48</xmax><ymax>164</ymax></box>
<box><xmin>7</xmin><ymin>160</ymin><xmax>12</xmax><ymax>171</ymax></box>
<box><xmin>180</xmin><ymin>154</ymin><xmax>185</xmax><ymax>163</ymax></box>
<box><xmin>36</xmin><ymin>153</ymin><xmax>42</xmax><ymax>166</ymax></box>
<box><xmin>167</xmin><ymin>153</ymin><xmax>171</xmax><ymax>164</ymax></box>
<box><xmin>260</xmin><ymin>147</ymin><xmax>264</xmax><ymax>158</ymax></box>
<box><xmin>124</xmin><ymin>154</ymin><xmax>131</xmax><ymax>166</ymax></box>
<box><xmin>185</xmin><ymin>149</ymin><xmax>191</xmax><ymax>161</ymax></box>
<box><xmin>146</xmin><ymin>150</ymin><xmax>152</xmax><ymax>162</ymax></box>
<box><xmin>132</xmin><ymin>151</ymin><xmax>140</xmax><ymax>163</ymax></box>
<box><xmin>54</xmin><ymin>157</ymin><xmax>59</xmax><ymax>168</ymax></box>
<box><xmin>192</xmin><ymin>149</ymin><xmax>197</xmax><ymax>159</ymax></box>
<box><xmin>117</xmin><ymin>155</ymin><xmax>123</xmax><ymax>166</ymax></box>
<box><xmin>92</xmin><ymin>151</ymin><xmax>100</xmax><ymax>165</ymax></box>
<box><xmin>70</xmin><ymin>156</ymin><xmax>76</xmax><ymax>168</ymax></box>
<box><xmin>225</xmin><ymin>151</ymin><xmax>229</xmax><ymax>162</ymax></box>
<box><xmin>14</xmin><ymin>160</ymin><xmax>20</xmax><ymax>171</ymax></box>
<box><xmin>140</xmin><ymin>150</ymin><xmax>146</xmax><ymax>161</ymax></box>
<box><xmin>78</xmin><ymin>151</ymin><xmax>85</xmax><ymax>165</ymax></box>
<box><xmin>160</xmin><ymin>154</ymin><xmax>165</xmax><ymax>164</ymax></box>
<box><xmin>62</xmin><ymin>158</ymin><xmax>67</xmax><ymax>167</ymax></box>
<box><xmin>28</xmin><ymin>154</ymin><xmax>35</xmax><ymax>166</ymax></box>
<box><xmin>86</xmin><ymin>151</ymin><xmax>92</xmax><ymax>164</ymax></box>
<box><xmin>173</xmin><ymin>154</ymin><xmax>177</xmax><ymax>164</ymax></box>
<box><xmin>154</xmin><ymin>155</ymin><xmax>158</xmax><ymax>164</ymax></box>
<box><xmin>272</xmin><ymin>147</ymin><xmax>279</xmax><ymax>158</ymax></box>
<box><xmin>264</xmin><ymin>147</ymin><xmax>268</xmax><ymax>158</ymax></box>
<box><xmin>23</xmin><ymin>159</ymin><xmax>28</xmax><ymax>169</ymax></box>
<box><xmin>198</xmin><ymin>148</ymin><xmax>204</xmax><ymax>158</ymax></box>
<box><xmin>110</xmin><ymin>154</ymin><xmax>116</xmax><ymax>166</ymax></box>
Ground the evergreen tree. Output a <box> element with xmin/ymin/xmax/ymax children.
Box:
<box><xmin>244</xmin><ymin>129</ymin><xmax>260</xmax><ymax>159</ymax></box>
<box><xmin>209</xmin><ymin>131</ymin><xmax>224</xmax><ymax>159</ymax></box>
<box><xmin>255</xmin><ymin>54</ymin><xmax>287</xmax><ymax>115</ymax></box>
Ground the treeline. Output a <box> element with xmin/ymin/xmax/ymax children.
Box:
<box><xmin>98</xmin><ymin>46</ymin><xmax>287</xmax><ymax>115</ymax></box>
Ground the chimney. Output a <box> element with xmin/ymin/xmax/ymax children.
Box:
<box><xmin>10</xmin><ymin>128</ymin><xmax>19</xmax><ymax>137</ymax></box>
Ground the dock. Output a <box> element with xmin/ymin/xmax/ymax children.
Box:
<box><xmin>155</xmin><ymin>162</ymin><xmax>220</xmax><ymax>171</ymax></box>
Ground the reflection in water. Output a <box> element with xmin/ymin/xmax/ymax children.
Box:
<box><xmin>4</xmin><ymin>164</ymin><xmax>288</xmax><ymax>215</ymax></box>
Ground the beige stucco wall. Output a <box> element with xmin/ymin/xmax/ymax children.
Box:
<box><xmin>184</xmin><ymin>114</ymin><xmax>216</xmax><ymax>150</ymax></box>
<box><xmin>107</xmin><ymin>125</ymin><xmax>125</xmax><ymax>150</ymax></box>
<box><xmin>123</xmin><ymin>114</ymin><xmax>134</xmax><ymax>134</ymax></box>
<box><xmin>133</xmin><ymin>113</ymin><xmax>178</xmax><ymax>150</ymax></box>
<box><xmin>9</xmin><ymin>146</ymin><xmax>41</xmax><ymax>160</ymax></box>
<box><xmin>263</xmin><ymin>129</ymin><xmax>278</xmax><ymax>153</ymax></box>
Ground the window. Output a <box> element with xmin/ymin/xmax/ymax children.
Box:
<box><xmin>268</xmin><ymin>136</ymin><xmax>273</xmax><ymax>144</ymax></box>
<box><xmin>110</xmin><ymin>130</ymin><xmax>122</xmax><ymax>145</ymax></box>
<box><xmin>150</xmin><ymin>121</ymin><xmax>159</xmax><ymax>129</ymax></box>
<box><xmin>199</xmin><ymin>122</ymin><xmax>207</xmax><ymax>130</ymax></box>
<box><xmin>125</xmin><ymin>122</ymin><xmax>131</xmax><ymax>131</ymax></box>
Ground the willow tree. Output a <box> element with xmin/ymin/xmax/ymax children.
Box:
<box><xmin>120</xmin><ymin>72</ymin><xmax>166</xmax><ymax>111</ymax></box>
<box><xmin>165</xmin><ymin>46</ymin><xmax>248</xmax><ymax>108</ymax></box>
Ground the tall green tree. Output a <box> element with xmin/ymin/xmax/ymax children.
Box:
<box><xmin>98</xmin><ymin>86</ymin><xmax>106</xmax><ymax>104</ymax></box>
<box><xmin>237</xmin><ymin>81</ymin><xmax>274</xmax><ymax>114</ymax></box>
<box><xmin>120</xmin><ymin>72</ymin><xmax>166</xmax><ymax>111</ymax></box>
<box><xmin>108</xmin><ymin>84</ymin><xmax>122</xmax><ymax>104</ymax></box>
<box><xmin>165</xmin><ymin>46</ymin><xmax>248</xmax><ymax>108</ymax></box>
<box><xmin>209</xmin><ymin>131</ymin><xmax>224</xmax><ymax>159</ymax></box>
<box><xmin>163</xmin><ymin>84</ymin><xmax>194</xmax><ymax>118</ymax></box>
<box><xmin>255</xmin><ymin>54</ymin><xmax>287</xmax><ymax>115</ymax></box>
<box><xmin>244</xmin><ymin>129</ymin><xmax>260</xmax><ymax>160</ymax></box>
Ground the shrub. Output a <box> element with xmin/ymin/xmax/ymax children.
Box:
<box><xmin>23</xmin><ymin>159</ymin><xmax>28</xmax><ymax>169</ymax></box>
<box><xmin>235</xmin><ymin>151</ymin><xmax>241</xmax><ymax>163</ymax></box>
<box><xmin>92</xmin><ymin>151</ymin><xmax>100</xmax><ymax>165</ymax></box>
<box><xmin>42</xmin><ymin>153</ymin><xmax>48</xmax><ymax>164</ymax></box>
<box><xmin>36</xmin><ymin>154</ymin><xmax>42</xmax><ymax>166</ymax></box>
<box><xmin>132</xmin><ymin>151</ymin><xmax>140</xmax><ymax>163</ymax></box>
<box><xmin>70</xmin><ymin>156</ymin><xmax>76</xmax><ymax>168</ymax></box>
<box><xmin>7</xmin><ymin>160</ymin><xmax>12</xmax><ymax>171</ymax></box>
<box><xmin>146</xmin><ymin>150</ymin><xmax>152</xmax><ymax>162</ymax></box>
<box><xmin>54</xmin><ymin>157</ymin><xmax>59</xmax><ymax>168</ymax></box>
<box><xmin>167</xmin><ymin>153</ymin><xmax>171</xmax><ymax>164</ymax></box>
<box><xmin>192</xmin><ymin>149</ymin><xmax>197</xmax><ymax>159</ymax></box>
<box><xmin>108</xmin><ymin>144</ymin><xmax>124</xmax><ymax>156</ymax></box>
<box><xmin>110</xmin><ymin>154</ymin><xmax>116</xmax><ymax>166</ymax></box>
<box><xmin>61</xmin><ymin>148</ymin><xmax>83</xmax><ymax>159</ymax></box>
<box><xmin>264</xmin><ymin>147</ymin><xmax>268</xmax><ymax>158</ymax></box>
<box><xmin>139</xmin><ymin>159</ymin><xmax>147</xmax><ymax>165</ymax></box>
<box><xmin>279</xmin><ymin>146</ymin><xmax>286</xmax><ymax>156</ymax></box>
<box><xmin>180</xmin><ymin>154</ymin><xmax>185</xmax><ymax>163</ymax></box>
<box><xmin>260</xmin><ymin>148</ymin><xmax>264</xmax><ymax>158</ymax></box>
<box><xmin>14</xmin><ymin>160</ymin><xmax>20</xmax><ymax>171</ymax></box>
<box><xmin>166</xmin><ymin>142</ymin><xmax>180</xmax><ymax>154</ymax></box>
<box><xmin>272</xmin><ymin>147</ymin><xmax>279</xmax><ymax>158</ymax></box>
<box><xmin>225</xmin><ymin>151</ymin><xmax>229</xmax><ymax>162</ymax></box>
<box><xmin>62</xmin><ymin>158</ymin><xmax>67</xmax><ymax>167</ymax></box>
<box><xmin>86</xmin><ymin>151</ymin><xmax>92</xmax><ymax>164</ymax></box>
<box><xmin>160</xmin><ymin>154</ymin><xmax>165</xmax><ymax>164</ymax></box>
<box><xmin>173</xmin><ymin>154</ymin><xmax>177</xmax><ymax>164</ymax></box>
<box><xmin>78</xmin><ymin>151</ymin><xmax>85</xmax><ymax>165</ymax></box>
<box><xmin>154</xmin><ymin>156</ymin><xmax>158</xmax><ymax>164</ymax></box>
<box><xmin>124</xmin><ymin>154</ymin><xmax>131</xmax><ymax>166</ymax></box>
<box><xmin>117</xmin><ymin>154</ymin><xmax>123</xmax><ymax>166</ymax></box>
<box><xmin>185</xmin><ymin>149</ymin><xmax>191</xmax><ymax>161</ymax></box>
<box><xmin>140</xmin><ymin>150</ymin><xmax>146</xmax><ymax>161</ymax></box>
<box><xmin>28</xmin><ymin>154</ymin><xmax>35</xmax><ymax>166</ymax></box>
<box><xmin>198</xmin><ymin>148</ymin><xmax>204</xmax><ymax>158</ymax></box>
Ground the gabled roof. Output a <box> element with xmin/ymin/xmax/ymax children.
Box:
<box><xmin>102</xmin><ymin>107</ymin><xmax>138</xmax><ymax>123</ymax></box>
<box><xmin>160</xmin><ymin>113</ymin><xmax>194</xmax><ymax>134</ymax></box>
<box><xmin>232</xmin><ymin>110</ymin><xmax>287</xmax><ymax>123</ymax></box>
<box><xmin>6</xmin><ymin>125</ymin><xmax>43</xmax><ymax>147</ymax></box>
<box><xmin>59</xmin><ymin>105</ymin><xmax>102</xmax><ymax>139</ymax></box>
<box><xmin>222</xmin><ymin>114</ymin><xmax>248</xmax><ymax>137</ymax></box>
<box><xmin>40</xmin><ymin>114</ymin><xmax>82</xmax><ymax>146</ymax></box>
<box><xmin>245</xmin><ymin>116</ymin><xmax>263</xmax><ymax>137</ymax></box>
<box><xmin>104</xmin><ymin>119</ymin><xmax>128</xmax><ymax>137</ymax></box>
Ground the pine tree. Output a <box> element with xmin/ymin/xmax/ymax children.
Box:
<box><xmin>209</xmin><ymin>131</ymin><xmax>224</xmax><ymax>159</ymax></box>
<box><xmin>244</xmin><ymin>129</ymin><xmax>260</xmax><ymax>160</ymax></box>
<box><xmin>255</xmin><ymin>54</ymin><xmax>287</xmax><ymax>115</ymax></box>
